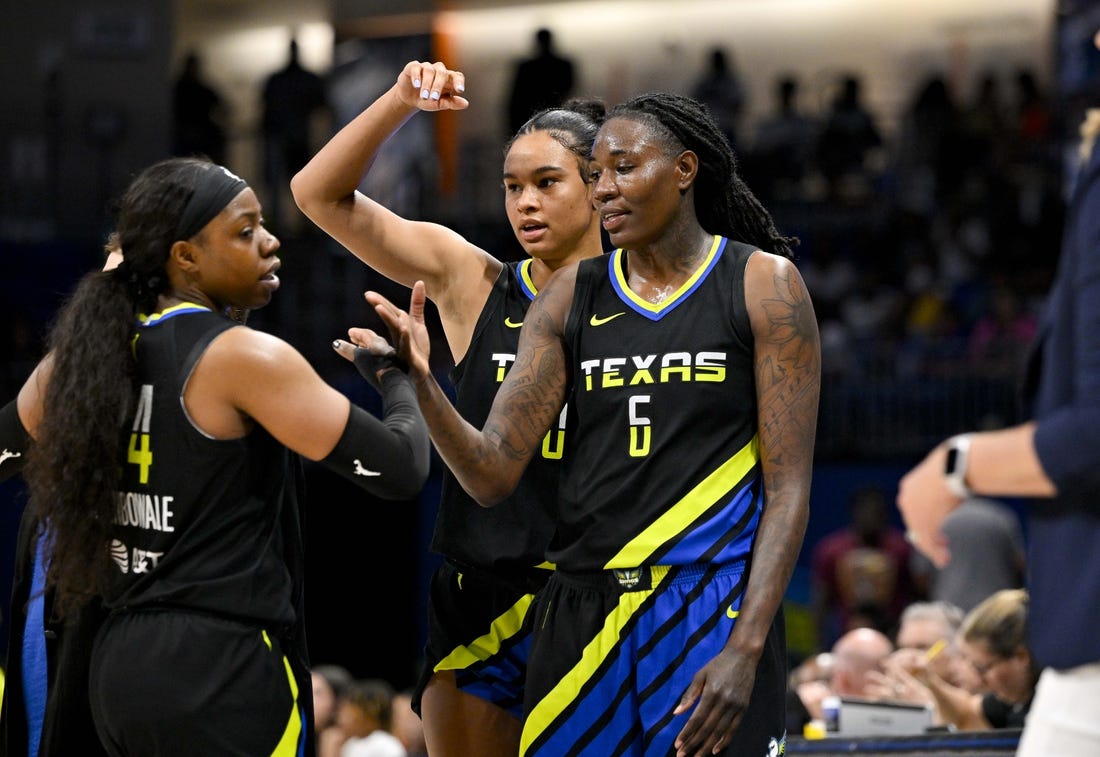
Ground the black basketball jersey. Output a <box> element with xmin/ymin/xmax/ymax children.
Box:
<box><xmin>555</xmin><ymin>236</ymin><xmax>764</xmax><ymax>570</ymax></box>
<box><xmin>432</xmin><ymin>260</ymin><xmax>563</xmax><ymax>570</ymax></box>
<box><xmin>106</xmin><ymin>304</ymin><xmax>298</xmax><ymax>630</ymax></box>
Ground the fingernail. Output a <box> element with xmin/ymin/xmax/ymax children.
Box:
<box><xmin>421</xmin><ymin>89</ymin><xmax>429</xmax><ymax>99</ymax></box>
<box><xmin>332</xmin><ymin>339</ymin><xmax>342</xmax><ymax>348</ymax></box>
<box><xmin>456</xmin><ymin>83</ymin><xmax>465</xmax><ymax>93</ymax></box>
<box><xmin>430</xmin><ymin>90</ymin><xmax>440</xmax><ymax>101</ymax></box>
<box><xmin>412</xmin><ymin>78</ymin><xmax>420</xmax><ymax>88</ymax></box>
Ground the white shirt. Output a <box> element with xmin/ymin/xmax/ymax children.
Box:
<box><xmin>341</xmin><ymin>730</ymin><xmax>407</xmax><ymax>757</ymax></box>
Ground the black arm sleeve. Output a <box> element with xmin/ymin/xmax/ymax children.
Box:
<box><xmin>0</xmin><ymin>399</ymin><xmax>30</xmax><ymax>483</ymax></box>
<box><xmin>321</xmin><ymin>369</ymin><xmax>430</xmax><ymax>500</ymax></box>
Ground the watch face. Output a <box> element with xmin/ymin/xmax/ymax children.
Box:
<box><xmin>945</xmin><ymin>446</ymin><xmax>960</xmax><ymax>474</ymax></box>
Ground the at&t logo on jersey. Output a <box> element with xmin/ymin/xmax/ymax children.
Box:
<box><xmin>109</xmin><ymin>538</ymin><xmax>164</xmax><ymax>574</ymax></box>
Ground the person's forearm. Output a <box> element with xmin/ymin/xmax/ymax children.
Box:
<box><xmin>412</xmin><ymin>369</ymin><xmax>521</xmax><ymax>507</ymax></box>
<box><xmin>732</xmin><ymin>253</ymin><xmax>819</xmax><ymax>656</ymax></box>
<box><xmin>962</xmin><ymin>422</ymin><xmax>1055</xmax><ymax>498</ymax></box>
<box><xmin>725</xmin><ymin>492</ymin><xmax>808</xmax><ymax>658</ymax></box>
<box><xmin>291</xmin><ymin>86</ymin><xmax>415</xmax><ymax>209</ymax></box>
<box><xmin>925</xmin><ymin>677</ymin><xmax>989</xmax><ymax>730</ymax></box>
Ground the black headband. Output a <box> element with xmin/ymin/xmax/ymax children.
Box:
<box><xmin>175</xmin><ymin>164</ymin><xmax>249</xmax><ymax>241</ymax></box>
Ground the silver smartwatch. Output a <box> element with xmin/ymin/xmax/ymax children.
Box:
<box><xmin>943</xmin><ymin>433</ymin><xmax>974</xmax><ymax>498</ymax></box>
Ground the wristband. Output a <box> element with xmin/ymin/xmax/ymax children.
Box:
<box><xmin>943</xmin><ymin>434</ymin><xmax>973</xmax><ymax>498</ymax></box>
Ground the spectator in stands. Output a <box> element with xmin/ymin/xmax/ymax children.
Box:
<box><xmin>506</xmin><ymin>28</ymin><xmax>575</xmax><ymax>135</ymax></box>
<box><xmin>790</xmin><ymin>628</ymin><xmax>896</xmax><ymax>735</ymax></box>
<box><xmin>172</xmin><ymin>51</ymin><xmax>228</xmax><ymax>164</ymax></box>
<box><xmin>958</xmin><ymin>71</ymin><xmax>1008</xmax><ymax>178</ymax></box>
<box><xmin>811</xmin><ymin>485</ymin><xmax>916</xmax><ymax>646</ymax></box>
<box><xmin>314</xmin><ymin>664</ymin><xmax>354</xmax><ymax>750</ymax></box>
<box><xmin>967</xmin><ymin>283</ymin><xmax>1038</xmax><ymax>378</ymax></box>
<box><xmin>260</xmin><ymin>38</ymin><xmax>329</xmax><ymax>228</ymax></box>
<box><xmin>324</xmin><ymin>678</ymin><xmax>407</xmax><ymax>757</ymax></box>
<box><xmin>1012</xmin><ymin>69</ymin><xmax>1051</xmax><ymax>148</ymax></box>
<box><xmin>910</xmin><ymin>495</ymin><xmax>1025</xmax><ymax>613</ymax></box>
<box><xmin>907</xmin><ymin>590</ymin><xmax>1036</xmax><ymax>731</ymax></box>
<box><xmin>817</xmin><ymin>74</ymin><xmax>882</xmax><ymax>200</ymax></box>
<box><xmin>690</xmin><ymin>46</ymin><xmax>746</xmax><ymax>153</ymax></box>
<box><xmin>829</xmin><ymin>627</ymin><xmax>894</xmax><ymax>698</ymax></box>
<box><xmin>748</xmin><ymin>74</ymin><xmax>818</xmax><ymax>201</ymax></box>
<box><xmin>391</xmin><ymin>689</ymin><xmax>427</xmax><ymax>757</ymax></box>
<box><xmin>894</xmin><ymin>74</ymin><xmax>964</xmax><ymax>214</ymax></box>
<box><xmin>865</xmin><ymin>600</ymin><xmax>984</xmax><ymax>716</ymax></box>
<box><xmin>895</xmin><ymin>601</ymin><xmax>965</xmax><ymax>679</ymax></box>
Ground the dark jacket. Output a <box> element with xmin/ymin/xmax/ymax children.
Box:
<box><xmin>1024</xmin><ymin>139</ymin><xmax>1100</xmax><ymax>670</ymax></box>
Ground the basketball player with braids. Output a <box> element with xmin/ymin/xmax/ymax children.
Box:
<box><xmin>353</xmin><ymin>91</ymin><xmax>820</xmax><ymax>756</ymax></box>
<box><xmin>292</xmin><ymin>61</ymin><xmax>605</xmax><ymax>756</ymax></box>
<box><xmin>0</xmin><ymin>157</ymin><xmax>430</xmax><ymax>755</ymax></box>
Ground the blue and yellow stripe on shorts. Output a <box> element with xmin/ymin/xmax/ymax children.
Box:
<box><xmin>435</xmin><ymin>591</ymin><xmax>537</xmax><ymax>717</ymax></box>
<box><xmin>521</xmin><ymin>561</ymin><xmax>750</xmax><ymax>756</ymax></box>
<box><xmin>521</xmin><ymin>438</ymin><xmax>766</xmax><ymax>755</ymax></box>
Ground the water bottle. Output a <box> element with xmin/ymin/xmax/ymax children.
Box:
<box><xmin>822</xmin><ymin>695</ymin><xmax>840</xmax><ymax>734</ymax></box>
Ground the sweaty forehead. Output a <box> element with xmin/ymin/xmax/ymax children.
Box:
<box><xmin>594</xmin><ymin>116</ymin><xmax>674</xmax><ymax>157</ymax></box>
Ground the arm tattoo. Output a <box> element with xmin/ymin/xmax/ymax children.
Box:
<box><xmin>726</xmin><ymin>262</ymin><xmax>819</xmax><ymax>648</ymax></box>
<box><xmin>421</xmin><ymin>267</ymin><xmax>573</xmax><ymax>504</ymax></box>
<box><xmin>756</xmin><ymin>268</ymin><xmax>820</xmax><ymax>478</ymax></box>
<box><xmin>484</xmin><ymin>296</ymin><xmax>567</xmax><ymax>460</ymax></box>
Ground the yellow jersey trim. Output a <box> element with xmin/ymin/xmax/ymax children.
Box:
<box><xmin>612</xmin><ymin>235</ymin><xmax>721</xmax><ymax>314</ymax></box>
<box><xmin>136</xmin><ymin>301</ymin><xmax>212</xmax><ymax>327</ymax></box>
<box><xmin>518</xmin><ymin>258</ymin><xmax>539</xmax><ymax>297</ymax></box>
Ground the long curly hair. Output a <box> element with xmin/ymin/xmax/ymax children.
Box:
<box><xmin>608</xmin><ymin>92</ymin><xmax>797</xmax><ymax>259</ymax></box>
<box><xmin>24</xmin><ymin>157</ymin><xmax>216</xmax><ymax>616</ymax></box>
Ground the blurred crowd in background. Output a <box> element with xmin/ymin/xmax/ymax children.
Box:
<box><xmin>2</xmin><ymin>4</ymin><xmax>1097</xmax><ymax>740</ymax></box>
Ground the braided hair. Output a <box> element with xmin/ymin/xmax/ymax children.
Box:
<box><xmin>608</xmin><ymin>92</ymin><xmax>797</xmax><ymax>259</ymax></box>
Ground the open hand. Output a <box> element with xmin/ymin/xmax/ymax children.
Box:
<box><xmin>362</xmin><ymin>280</ymin><xmax>432</xmax><ymax>379</ymax></box>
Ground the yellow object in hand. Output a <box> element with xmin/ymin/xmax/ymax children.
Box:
<box><xmin>924</xmin><ymin>638</ymin><xmax>948</xmax><ymax>662</ymax></box>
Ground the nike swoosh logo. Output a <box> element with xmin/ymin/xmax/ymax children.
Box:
<box><xmin>505</xmin><ymin>317</ymin><xmax>523</xmax><ymax>329</ymax></box>
<box><xmin>727</xmin><ymin>606</ymin><xmax>739</xmax><ymax>619</ymax></box>
<box><xmin>589</xmin><ymin>312</ymin><xmax>625</xmax><ymax>327</ymax></box>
